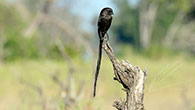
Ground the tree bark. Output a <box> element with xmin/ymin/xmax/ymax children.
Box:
<box><xmin>102</xmin><ymin>42</ymin><xmax>147</xmax><ymax>110</ymax></box>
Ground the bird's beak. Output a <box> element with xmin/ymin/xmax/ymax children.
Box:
<box><xmin>111</xmin><ymin>12</ymin><xmax>114</xmax><ymax>15</ymax></box>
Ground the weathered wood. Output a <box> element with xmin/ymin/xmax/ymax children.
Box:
<box><xmin>102</xmin><ymin>42</ymin><xmax>147</xmax><ymax>110</ymax></box>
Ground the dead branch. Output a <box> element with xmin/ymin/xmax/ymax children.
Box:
<box><xmin>46</xmin><ymin>15</ymin><xmax>94</xmax><ymax>57</ymax></box>
<box><xmin>102</xmin><ymin>42</ymin><xmax>147</xmax><ymax>110</ymax></box>
<box><xmin>55</xmin><ymin>37</ymin><xmax>75</xmax><ymax>74</ymax></box>
<box><xmin>22</xmin><ymin>0</ymin><xmax>94</xmax><ymax>57</ymax></box>
<box><xmin>23</xmin><ymin>0</ymin><xmax>57</xmax><ymax>36</ymax></box>
<box><xmin>16</xmin><ymin>74</ymin><xmax>47</xmax><ymax>110</ymax></box>
<box><xmin>50</xmin><ymin>36</ymin><xmax>85</xmax><ymax>109</ymax></box>
<box><xmin>49</xmin><ymin>72</ymin><xmax>85</xmax><ymax>109</ymax></box>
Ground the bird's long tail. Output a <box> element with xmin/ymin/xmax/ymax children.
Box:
<box><xmin>93</xmin><ymin>39</ymin><xmax>103</xmax><ymax>97</ymax></box>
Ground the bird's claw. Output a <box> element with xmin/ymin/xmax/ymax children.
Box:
<box><xmin>104</xmin><ymin>33</ymin><xmax>109</xmax><ymax>42</ymax></box>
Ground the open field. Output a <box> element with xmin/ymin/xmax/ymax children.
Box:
<box><xmin>1</xmin><ymin>0</ymin><xmax>195</xmax><ymax>110</ymax></box>
<box><xmin>0</xmin><ymin>53</ymin><xmax>195</xmax><ymax>110</ymax></box>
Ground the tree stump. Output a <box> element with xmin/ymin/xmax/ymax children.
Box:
<box><xmin>102</xmin><ymin>42</ymin><xmax>147</xmax><ymax>110</ymax></box>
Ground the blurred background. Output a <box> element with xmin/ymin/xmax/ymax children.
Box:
<box><xmin>0</xmin><ymin>0</ymin><xmax>195</xmax><ymax>110</ymax></box>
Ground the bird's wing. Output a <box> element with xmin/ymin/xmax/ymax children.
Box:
<box><xmin>97</xmin><ymin>16</ymin><xmax>104</xmax><ymax>27</ymax></box>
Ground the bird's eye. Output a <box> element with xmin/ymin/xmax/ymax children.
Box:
<box><xmin>109</xmin><ymin>10</ymin><xmax>113</xmax><ymax>15</ymax></box>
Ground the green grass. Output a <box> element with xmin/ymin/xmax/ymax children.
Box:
<box><xmin>0</xmin><ymin>53</ymin><xmax>195</xmax><ymax>110</ymax></box>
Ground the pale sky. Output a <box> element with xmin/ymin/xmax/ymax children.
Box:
<box><xmin>8</xmin><ymin>0</ymin><xmax>138</xmax><ymax>31</ymax></box>
<box><xmin>70</xmin><ymin>0</ymin><xmax>138</xmax><ymax>31</ymax></box>
<box><xmin>71</xmin><ymin>0</ymin><xmax>116</xmax><ymax>31</ymax></box>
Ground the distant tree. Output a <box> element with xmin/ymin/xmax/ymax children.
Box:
<box><xmin>112</xmin><ymin>0</ymin><xmax>195</xmax><ymax>53</ymax></box>
<box><xmin>112</xmin><ymin>0</ymin><xmax>140</xmax><ymax>48</ymax></box>
<box><xmin>0</xmin><ymin>0</ymin><xmax>94</xmax><ymax>60</ymax></box>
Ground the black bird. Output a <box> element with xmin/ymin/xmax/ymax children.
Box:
<box><xmin>93</xmin><ymin>7</ymin><xmax>114</xmax><ymax>97</ymax></box>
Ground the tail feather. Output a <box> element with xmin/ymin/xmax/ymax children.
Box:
<box><xmin>93</xmin><ymin>39</ymin><xmax>103</xmax><ymax>97</ymax></box>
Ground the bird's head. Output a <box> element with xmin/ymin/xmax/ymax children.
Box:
<box><xmin>100</xmin><ymin>7</ymin><xmax>114</xmax><ymax>16</ymax></box>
